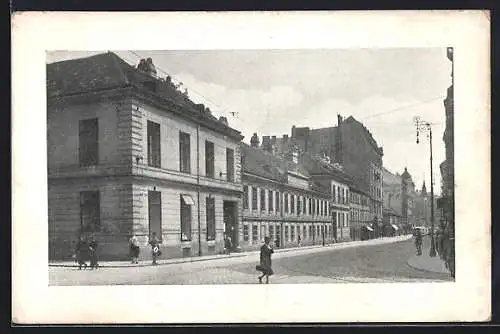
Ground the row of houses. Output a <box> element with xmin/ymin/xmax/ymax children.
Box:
<box><xmin>47</xmin><ymin>52</ymin><xmax>403</xmax><ymax>261</ymax></box>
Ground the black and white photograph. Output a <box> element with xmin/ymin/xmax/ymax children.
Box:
<box><xmin>46</xmin><ymin>48</ymin><xmax>456</xmax><ymax>286</ymax></box>
<box><xmin>12</xmin><ymin>11</ymin><xmax>490</xmax><ymax>323</ymax></box>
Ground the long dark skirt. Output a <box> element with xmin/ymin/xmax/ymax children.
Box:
<box><xmin>130</xmin><ymin>245</ymin><xmax>140</xmax><ymax>258</ymax></box>
<box><xmin>256</xmin><ymin>264</ymin><xmax>274</xmax><ymax>276</ymax></box>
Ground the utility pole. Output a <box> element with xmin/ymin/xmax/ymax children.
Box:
<box><xmin>414</xmin><ymin>116</ymin><xmax>436</xmax><ymax>257</ymax></box>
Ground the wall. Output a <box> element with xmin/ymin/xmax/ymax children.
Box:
<box><xmin>48</xmin><ymin>179</ymin><xmax>133</xmax><ymax>260</ymax></box>
<box><xmin>47</xmin><ymin>101</ymin><xmax>129</xmax><ymax>173</ymax></box>
<box><xmin>137</xmin><ymin>101</ymin><xmax>241</xmax><ymax>184</ymax></box>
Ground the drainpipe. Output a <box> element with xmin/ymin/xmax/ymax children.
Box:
<box><xmin>197</xmin><ymin>124</ymin><xmax>202</xmax><ymax>257</ymax></box>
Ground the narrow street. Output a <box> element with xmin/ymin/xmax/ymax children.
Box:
<box><xmin>49</xmin><ymin>236</ymin><xmax>451</xmax><ymax>285</ymax></box>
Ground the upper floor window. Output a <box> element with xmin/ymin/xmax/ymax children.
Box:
<box><xmin>297</xmin><ymin>196</ymin><xmax>302</xmax><ymax>215</ymax></box>
<box><xmin>179</xmin><ymin>131</ymin><xmax>191</xmax><ymax>173</ymax></box>
<box><xmin>252</xmin><ymin>187</ymin><xmax>258</xmax><ymax>211</ymax></box>
<box><xmin>79</xmin><ymin>118</ymin><xmax>99</xmax><ymax>167</ymax></box>
<box><xmin>226</xmin><ymin>148</ymin><xmax>235</xmax><ymax>182</ymax></box>
<box><xmin>243</xmin><ymin>185</ymin><xmax>249</xmax><ymax>209</ymax></box>
<box><xmin>268</xmin><ymin>190</ymin><xmax>273</xmax><ymax>213</ymax></box>
<box><xmin>205</xmin><ymin>141</ymin><xmax>215</xmax><ymax>178</ymax></box>
<box><xmin>147</xmin><ymin>120</ymin><xmax>161</xmax><ymax>168</ymax></box>
<box><xmin>290</xmin><ymin>195</ymin><xmax>295</xmax><ymax>214</ymax></box>
<box><xmin>260</xmin><ymin>188</ymin><xmax>266</xmax><ymax>212</ymax></box>
<box><xmin>275</xmin><ymin>191</ymin><xmax>280</xmax><ymax>212</ymax></box>
<box><xmin>284</xmin><ymin>193</ymin><xmax>289</xmax><ymax>213</ymax></box>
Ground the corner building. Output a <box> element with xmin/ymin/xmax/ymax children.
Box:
<box><xmin>47</xmin><ymin>52</ymin><xmax>244</xmax><ymax>260</ymax></box>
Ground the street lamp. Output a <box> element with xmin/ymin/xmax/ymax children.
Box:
<box><xmin>414</xmin><ymin>116</ymin><xmax>437</xmax><ymax>257</ymax></box>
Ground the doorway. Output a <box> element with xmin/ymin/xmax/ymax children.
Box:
<box><xmin>223</xmin><ymin>201</ymin><xmax>238</xmax><ymax>251</ymax></box>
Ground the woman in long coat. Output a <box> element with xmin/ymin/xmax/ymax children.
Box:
<box><xmin>257</xmin><ymin>236</ymin><xmax>274</xmax><ymax>284</ymax></box>
<box><xmin>75</xmin><ymin>235</ymin><xmax>88</xmax><ymax>270</ymax></box>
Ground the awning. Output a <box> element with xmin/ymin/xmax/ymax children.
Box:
<box><xmin>391</xmin><ymin>224</ymin><xmax>399</xmax><ymax>231</ymax></box>
<box><xmin>181</xmin><ymin>194</ymin><xmax>195</xmax><ymax>205</ymax></box>
<box><xmin>366</xmin><ymin>226</ymin><xmax>374</xmax><ymax>231</ymax></box>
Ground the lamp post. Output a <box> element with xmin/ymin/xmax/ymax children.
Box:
<box><xmin>414</xmin><ymin>116</ymin><xmax>436</xmax><ymax>257</ymax></box>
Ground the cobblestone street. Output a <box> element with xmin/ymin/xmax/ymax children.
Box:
<box><xmin>49</xmin><ymin>236</ymin><xmax>452</xmax><ymax>285</ymax></box>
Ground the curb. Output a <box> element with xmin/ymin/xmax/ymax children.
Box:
<box><xmin>406</xmin><ymin>257</ymin><xmax>451</xmax><ymax>276</ymax></box>
<box><xmin>50</xmin><ymin>235</ymin><xmax>412</xmax><ymax>269</ymax></box>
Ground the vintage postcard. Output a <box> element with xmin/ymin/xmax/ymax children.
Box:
<box><xmin>12</xmin><ymin>11</ymin><xmax>490</xmax><ymax>323</ymax></box>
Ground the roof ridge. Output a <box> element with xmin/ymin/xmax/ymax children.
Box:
<box><xmin>108</xmin><ymin>52</ymin><xmax>131</xmax><ymax>85</ymax></box>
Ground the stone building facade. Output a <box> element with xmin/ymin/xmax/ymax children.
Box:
<box><xmin>47</xmin><ymin>52</ymin><xmax>244</xmax><ymax>260</ymax></box>
<box><xmin>240</xmin><ymin>141</ymin><xmax>334</xmax><ymax>251</ymax></box>
<box><xmin>279</xmin><ymin>115</ymin><xmax>384</xmax><ymax>221</ymax></box>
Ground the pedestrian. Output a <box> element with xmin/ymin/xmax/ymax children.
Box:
<box><xmin>129</xmin><ymin>234</ymin><xmax>140</xmax><ymax>264</ymax></box>
<box><xmin>297</xmin><ymin>234</ymin><xmax>302</xmax><ymax>247</ymax></box>
<box><xmin>149</xmin><ymin>232</ymin><xmax>161</xmax><ymax>265</ymax></box>
<box><xmin>75</xmin><ymin>235</ymin><xmax>88</xmax><ymax>270</ymax></box>
<box><xmin>88</xmin><ymin>233</ymin><xmax>99</xmax><ymax>269</ymax></box>
<box><xmin>256</xmin><ymin>236</ymin><xmax>274</xmax><ymax>284</ymax></box>
<box><xmin>224</xmin><ymin>234</ymin><xmax>232</xmax><ymax>255</ymax></box>
<box><xmin>414</xmin><ymin>228</ymin><xmax>423</xmax><ymax>256</ymax></box>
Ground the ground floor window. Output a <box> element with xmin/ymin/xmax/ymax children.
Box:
<box><xmin>243</xmin><ymin>224</ymin><xmax>249</xmax><ymax>241</ymax></box>
<box><xmin>269</xmin><ymin>225</ymin><xmax>274</xmax><ymax>240</ymax></box>
<box><xmin>180</xmin><ymin>194</ymin><xmax>193</xmax><ymax>241</ymax></box>
<box><xmin>309</xmin><ymin>225</ymin><xmax>313</xmax><ymax>239</ymax></box>
<box><xmin>285</xmin><ymin>225</ymin><xmax>289</xmax><ymax>241</ymax></box>
<box><xmin>303</xmin><ymin>225</ymin><xmax>307</xmax><ymax>239</ymax></box>
<box><xmin>291</xmin><ymin>224</ymin><xmax>295</xmax><ymax>241</ymax></box>
<box><xmin>252</xmin><ymin>224</ymin><xmax>258</xmax><ymax>243</ymax></box>
<box><xmin>80</xmin><ymin>190</ymin><xmax>100</xmax><ymax>233</ymax></box>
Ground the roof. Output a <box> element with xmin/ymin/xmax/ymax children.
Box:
<box><xmin>46</xmin><ymin>52</ymin><xmax>243</xmax><ymax>140</ymax></box>
<box><xmin>299</xmin><ymin>152</ymin><xmax>353</xmax><ymax>185</ymax></box>
<box><xmin>240</xmin><ymin>144</ymin><xmax>286</xmax><ymax>182</ymax></box>
<box><xmin>344</xmin><ymin>116</ymin><xmax>383</xmax><ymax>157</ymax></box>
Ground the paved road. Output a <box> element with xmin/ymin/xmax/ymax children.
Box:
<box><xmin>50</xmin><ymin>236</ymin><xmax>451</xmax><ymax>285</ymax></box>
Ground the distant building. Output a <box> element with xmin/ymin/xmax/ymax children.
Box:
<box><xmin>240</xmin><ymin>139</ymin><xmax>333</xmax><ymax>250</ymax></box>
<box><xmin>382</xmin><ymin>168</ymin><xmax>403</xmax><ymax>234</ymax></box>
<box><xmin>401</xmin><ymin>167</ymin><xmax>418</xmax><ymax>227</ymax></box>
<box><xmin>284</xmin><ymin>115</ymin><xmax>384</xmax><ymax>221</ymax></box>
<box><xmin>47</xmin><ymin>52</ymin><xmax>244</xmax><ymax>260</ymax></box>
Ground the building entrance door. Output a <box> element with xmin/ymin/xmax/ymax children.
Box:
<box><xmin>223</xmin><ymin>201</ymin><xmax>238</xmax><ymax>251</ymax></box>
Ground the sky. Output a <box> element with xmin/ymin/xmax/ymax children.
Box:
<box><xmin>47</xmin><ymin>49</ymin><xmax>452</xmax><ymax>195</ymax></box>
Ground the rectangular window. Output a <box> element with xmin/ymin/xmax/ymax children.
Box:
<box><xmin>337</xmin><ymin>186</ymin><xmax>341</xmax><ymax>204</ymax></box>
<box><xmin>179</xmin><ymin>132</ymin><xmax>191</xmax><ymax>173</ymax></box>
<box><xmin>284</xmin><ymin>193</ymin><xmax>289</xmax><ymax>213</ymax></box>
<box><xmin>308</xmin><ymin>198</ymin><xmax>312</xmax><ymax>215</ymax></box>
<box><xmin>303</xmin><ymin>225</ymin><xmax>307</xmax><ymax>239</ymax></box>
<box><xmin>297</xmin><ymin>196</ymin><xmax>302</xmax><ymax>215</ymax></box>
<box><xmin>206</xmin><ymin>197</ymin><xmax>215</xmax><ymax>241</ymax></box>
<box><xmin>285</xmin><ymin>225</ymin><xmax>289</xmax><ymax>240</ymax></box>
<box><xmin>291</xmin><ymin>224</ymin><xmax>295</xmax><ymax>241</ymax></box>
<box><xmin>302</xmin><ymin>196</ymin><xmax>306</xmax><ymax>214</ymax></box>
<box><xmin>79</xmin><ymin>118</ymin><xmax>99</xmax><ymax>167</ymax></box>
<box><xmin>309</xmin><ymin>225</ymin><xmax>313</xmax><ymax>238</ymax></box>
<box><xmin>268</xmin><ymin>190</ymin><xmax>273</xmax><ymax>213</ymax></box>
<box><xmin>316</xmin><ymin>225</ymin><xmax>320</xmax><ymax>237</ymax></box>
<box><xmin>180</xmin><ymin>194</ymin><xmax>193</xmax><ymax>241</ymax></box>
<box><xmin>252</xmin><ymin>187</ymin><xmax>258</xmax><ymax>211</ymax></box>
<box><xmin>226</xmin><ymin>148</ymin><xmax>235</xmax><ymax>182</ymax></box>
<box><xmin>205</xmin><ymin>141</ymin><xmax>215</xmax><ymax>178</ymax></box>
<box><xmin>80</xmin><ymin>190</ymin><xmax>100</xmax><ymax>232</ymax></box>
<box><xmin>243</xmin><ymin>224</ymin><xmax>249</xmax><ymax>241</ymax></box>
<box><xmin>269</xmin><ymin>225</ymin><xmax>274</xmax><ymax>240</ymax></box>
<box><xmin>252</xmin><ymin>224</ymin><xmax>258</xmax><ymax>242</ymax></box>
<box><xmin>148</xmin><ymin>190</ymin><xmax>162</xmax><ymax>240</ymax></box>
<box><xmin>275</xmin><ymin>191</ymin><xmax>280</xmax><ymax>212</ymax></box>
<box><xmin>147</xmin><ymin>120</ymin><xmax>161</xmax><ymax>168</ymax></box>
<box><xmin>243</xmin><ymin>185</ymin><xmax>249</xmax><ymax>209</ymax></box>
<box><xmin>291</xmin><ymin>195</ymin><xmax>295</xmax><ymax>214</ymax></box>
<box><xmin>260</xmin><ymin>188</ymin><xmax>266</xmax><ymax>212</ymax></box>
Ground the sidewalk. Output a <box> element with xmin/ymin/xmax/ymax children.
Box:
<box><xmin>50</xmin><ymin>234</ymin><xmax>412</xmax><ymax>268</ymax></box>
<box><xmin>406</xmin><ymin>245</ymin><xmax>450</xmax><ymax>275</ymax></box>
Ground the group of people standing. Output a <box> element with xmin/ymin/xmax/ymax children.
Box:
<box><xmin>129</xmin><ymin>232</ymin><xmax>162</xmax><ymax>265</ymax></box>
<box><xmin>74</xmin><ymin>234</ymin><xmax>99</xmax><ymax>270</ymax></box>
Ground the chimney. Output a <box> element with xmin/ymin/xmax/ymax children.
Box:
<box><xmin>250</xmin><ymin>133</ymin><xmax>260</xmax><ymax>148</ymax></box>
<box><xmin>137</xmin><ymin>58</ymin><xmax>157</xmax><ymax>77</ymax></box>
<box><xmin>219</xmin><ymin>116</ymin><xmax>228</xmax><ymax>126</ymax></box>
<box><xmin>283</xmin><ymin>134</ymin><xmax>289</xmax><ymax>142</ymax></box>
<box><xmin>262</xmin><ymin>136</ymin><xmax>271</xmax><ymax>152</ymax></box>
<box><xmin>336</xmin><ymin>114</ymin><xmax>343</xmax><ymax>164</ymax></box>
<box><xmin>291</xmin><ymin>125</ymin><xmax>297</xmax><ymax>139</ymax></box>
